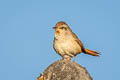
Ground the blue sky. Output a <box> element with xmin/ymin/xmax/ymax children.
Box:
<box><xmin>0</xmin><ymin>0</ymin><xmax>120</xmax><ymax>80</ymax></box>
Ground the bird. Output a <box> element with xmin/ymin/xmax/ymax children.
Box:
<box><xmin>53</xmin><ymin>21</ymin><xmax>99</xmax><ymax>60</ymax></box>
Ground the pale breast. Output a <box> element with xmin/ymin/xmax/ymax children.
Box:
<box><xmin>54</xmin><ymin>37</ymin><xmax>82</xmax><ymax>57</ymax></box>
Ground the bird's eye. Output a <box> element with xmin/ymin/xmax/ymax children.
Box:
<box><xmin>60</xmin><ymin>27</ymin><xmax>67</xmax><ymax>30</ymax></box>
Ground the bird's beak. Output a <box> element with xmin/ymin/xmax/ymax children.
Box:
<box><xmin>53</xmin><ymin>27</ymin><xmax>56</xmax><ymax>29</ymax></box>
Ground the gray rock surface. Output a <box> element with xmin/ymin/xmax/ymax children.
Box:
<box><xmin>38</xmin><ymin>60</ymin><xmax>92</xmax><ymax>80</ymax></box>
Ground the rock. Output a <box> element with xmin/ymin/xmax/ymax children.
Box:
<box><xmin>38</xmin><ymin>60</ymin><xmax>92</xmax><ymax>80</ymax></box>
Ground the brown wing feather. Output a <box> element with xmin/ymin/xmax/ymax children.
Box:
<box><xmin>72</xmin><ymin>32</ymin><xmax>86</xmax><ymax>53</ymax></box>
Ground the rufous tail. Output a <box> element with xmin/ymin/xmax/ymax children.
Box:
<box><xmin>84</xmin><ymin>48</ymin><xmax>99</xmax><ymax>56</ymax></box>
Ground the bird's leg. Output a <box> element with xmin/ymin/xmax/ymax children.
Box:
<box><xmin>73</xmin><ymin>56</ymin><xmax>76</xmax><ymax>62</ymax></box>
<box><xmin>62</xmin><ymin>55</ymin><xmax>71</xmax><ymax>61</ymax></box>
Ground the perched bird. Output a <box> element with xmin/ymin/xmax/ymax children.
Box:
<box><xmin>53</xmin><ymin>21</ymin><xmax>99</xmax><ymax>60</ymax></box>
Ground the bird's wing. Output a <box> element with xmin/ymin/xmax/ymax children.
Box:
<box><xmin>72</xmin><ymin>32</ymin><xmax>86</xmax><ymax>52</ymax></box>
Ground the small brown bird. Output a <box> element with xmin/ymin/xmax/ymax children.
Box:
<box><xmin>53</xmin><ymin>21</ymin><xmax>99</xmax><ymax>60</ymax></box>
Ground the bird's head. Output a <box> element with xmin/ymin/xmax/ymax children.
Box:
<box><xmin>53</xmin><ymin>21</ymin><xmax>72</xmax><ymax>39</ymax></box>
<box><xmin>53</xmin><ymin>21</ymin><xmax>71</xmax><ymax>34</ymax></box>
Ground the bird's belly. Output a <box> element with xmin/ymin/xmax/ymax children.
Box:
<box><xmin>54</xmin><ymin>40</ymin><xmax>82</xmax><ymax>57</ymax></box>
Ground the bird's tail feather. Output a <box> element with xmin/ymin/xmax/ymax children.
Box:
<box><xmin>84</xmin><ymin>48</ymin><xmax>99</xmax><ymax>56</ymax></box>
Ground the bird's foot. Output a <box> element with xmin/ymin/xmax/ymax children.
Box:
<box><xmin>62</xmin><ymin>55</ymin><xmax>71</xmax><ymax>61</ymax></box>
